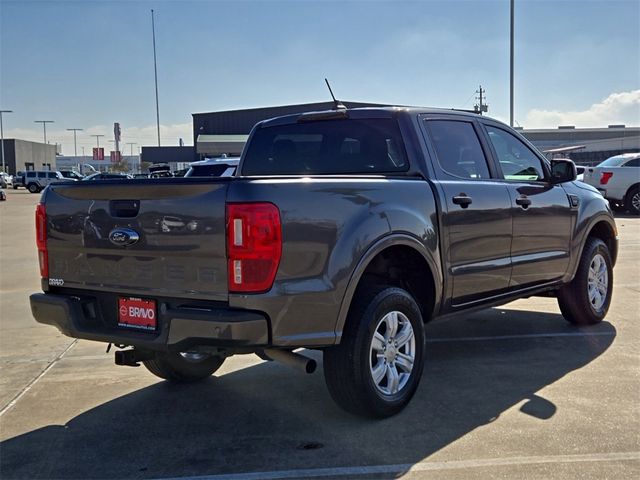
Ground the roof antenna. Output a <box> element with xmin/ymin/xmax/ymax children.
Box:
<box><xmin>325</xmin><ymin>78</ymin><xmax>346</xmax><ymax>110</ymax></box>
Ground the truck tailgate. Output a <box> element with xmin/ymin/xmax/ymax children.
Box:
<box><xmin>44</xmin><ymin>181</ymin><xmax>229</xmax><ymax>301</ymax></box>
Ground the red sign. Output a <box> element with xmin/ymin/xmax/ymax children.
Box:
<box><xmin>110</xmin><ymin>151</ymin><xmax>122</xmax><ymax>163</ymax></box>
<box><xmin>92</xmin><ymin>147</ymin><xmax>104</xmax><ymax>160</ymax></box>
<box><xmin>118</xmin><ymin>297</ymin><xmax>157</xmax><ymax>331</ymax></box>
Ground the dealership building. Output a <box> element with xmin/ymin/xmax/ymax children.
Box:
<box><xmin>0</xmin><ymin>139</ymin><xmax>57</xmax><ymax>175</ymax></box>
<box><xmin>140</xmin><ymin>101</ymin><xmax>639</xmax><ymax>168</ymax></box>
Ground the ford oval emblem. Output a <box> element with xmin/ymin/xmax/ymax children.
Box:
<box><xmin>108</xmin><ymin>228</ymin><xmax>140</xmax><ymax>247</ymax></box>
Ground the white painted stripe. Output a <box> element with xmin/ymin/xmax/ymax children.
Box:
<box><xmin>155</xmin><ymin>451</ymin><xmax>640</xmax><ymax>480</ymax></box>
<box><xmin>0</xmin><ymin>339</ymin><xmax>77</xmax><ymax>417</ymax></box>
<box><xmin>426</xmin><ymin>331</ymin><xmax>615</xmax><ymax>343</ymax></box>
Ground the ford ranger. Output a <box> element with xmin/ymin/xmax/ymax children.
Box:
<box><xmin>30</xmin><ymin>107</ymin><xmax>617</xmax><ymax>417</ymax></box>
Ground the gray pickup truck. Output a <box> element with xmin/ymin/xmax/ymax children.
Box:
<box><xmin>30</xmin><ymin>107</ymin><xmax>617</xmax><ymax>417</ymax></box>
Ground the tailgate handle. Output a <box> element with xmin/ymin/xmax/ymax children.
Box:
<box><xmin>110</xmin><ymin>200</ymin><xmax>140</xmax><ymax>218</ymax></box>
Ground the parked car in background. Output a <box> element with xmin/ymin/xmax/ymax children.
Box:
<box><xmin>12</xmin><ymin>171</ymin><xmax>25</xmax><ymax>189</ymax></box>
<box><xmin>0</xmin><ymin>187</ymin><xmax>6</xmax><ymax>201</ymax></box>
<box><xmin>59</xmin><ymin>170</ymin><xmax>85</xmax><ymax>181</ymax></box>
<box><xmin>185</xmin><ymin>157</ymin><xmax>240</xmax><ymax>177</ymax></box>
<box><xmin>23</xmin><ymin>170</ymin><xmax>71</xmax><ymax>193</ymax></box>
<box><xmin>0</xmin><ymin>172</ymin><xmax>13</xmax><ymax>188</ymax></box>
<box><xmin>582</xmin><ymin>153</ymin><xmax>640</xmax><ymax>215</ymax></box>
<box><xmin>82</xmin><ymin>172</ymin><xmax>133</xmax><ymax>181</ymax></box>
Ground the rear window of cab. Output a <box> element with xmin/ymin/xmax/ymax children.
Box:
<box><xmin>242</xmin><ymin>118</ymin><xmax>408</xmax><ymax>175</ymax></box>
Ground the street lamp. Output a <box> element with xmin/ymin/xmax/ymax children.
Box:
<box><xmin>0</xmin><ymin>109</ymin><xmax>12</xmax><ymax>173</ymax></box>
<box><xmin>91</xmin><ymin>134</ymin><xmax>105</xmax><ymax>149</ymax></box>
<box><xmin>127</xmin><ymin>142</ymin><xmax>138</xmax><ymax>156</ymax></box>
<box><xmin>67</xmin><ymin>128</ymin><xmax>83</xmax><ymax>157</ymax></box>
<box><xmin>34</xmin><ymin>120</ymin><xmax>54</xmax><ymax>144</ymax></box>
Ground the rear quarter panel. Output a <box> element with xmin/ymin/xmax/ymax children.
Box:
<box><xmin>227</xmin><ymin>177</ymin><xmax>441</xmax><ymax>346</ymax></box>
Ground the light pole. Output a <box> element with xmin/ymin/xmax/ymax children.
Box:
<box><xmin>127</xmin><ymin>142</ymin><xmax>138</xmax><ymax>157</ymax></box>
<box><xmin>510</xmin><ymin>0</ymin><xmax>514</xmax><ymax>127</ymax></box>
<box><xmin>0</xmin><ymin>109</ymin><xmax>12</xmax><ymax>174</ymax></box>
<box><xmin>91</xmin><ymin>134</ymin><xmax>105</xmax><ymax>148</ymax></box>
<box><xmin>34</xmin><ymin>120</ymin><xmax>54</xmax><ymax>144</ymax></box>
<box><xmin>67</xmin><ymin>128</ymin><xmax>83</xmax><ymax>157</ymax></box>
<box><xmin>151</xmin><ymin>9</ymin><xmax>161</xmax><ymax>146</ymax></box>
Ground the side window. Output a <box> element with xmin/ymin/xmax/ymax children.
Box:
<box><xmin>47</xmin><ymin>172</ymin><xmax>57</xmax><ymax>178</ymax></box>
<box><xmin>485</xmin><ymin>126</ymin><xmax>545</xmax><ymax>181</ymax></box>
<box><xmin>37</xmin><ymin>172</ymin><xmax>46</xmax><ymax>178</ymax></box>
<box><xmin>623</xmin><ymin>158</ymin><xmax>640</xmax><ymax>167</ymax></box>
<box><xmin>426</xmin><ymin>120</ymin><xmax>491</xmax><ymax>180</ymax></box>
<box><xmin>26</xmin><ymin>172</ymin><xmax>35</xmax><ymax>178</ymax></box>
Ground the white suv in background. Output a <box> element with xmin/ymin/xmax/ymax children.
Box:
<box><xmin>582</xmin><ymin>153</ymin><xmax>640</xmax><ymax>215</ymax></box>
<box><xmin>23</xmin><ymin>170</ymin><xmax>71</xmax><ymax>193</ymax></box>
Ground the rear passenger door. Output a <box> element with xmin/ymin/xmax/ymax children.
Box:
<box><xmin>481</xmin><ymin>122</ymin><xmax>573</xmax><ymax>287</ymax></box>
<box><xmin>421</xmin><ymin>116</ymin><xmax>513</xmax><ymax>306</ymax></box>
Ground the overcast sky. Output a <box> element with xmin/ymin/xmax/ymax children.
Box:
<box><xmin>1</xmin><ymin>0</ymin><xmax>639</xmax><ymax>155</ymax></box>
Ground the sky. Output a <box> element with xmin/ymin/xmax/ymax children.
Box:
<box><xmin>1</xmin><ymin>0</ymin><xmax>639</xmax><ymax>155</ymax></box>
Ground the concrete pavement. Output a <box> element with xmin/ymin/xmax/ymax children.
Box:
<box><xmin>1</xmin><ymin>188</ymin><xmax>638</xmax><ymax>479</ymax></box>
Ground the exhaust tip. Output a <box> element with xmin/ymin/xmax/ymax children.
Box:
<box><xmin>305</xmin><ymin>359</ymin><xmax>317</xmax><ymax>374</ymax></box>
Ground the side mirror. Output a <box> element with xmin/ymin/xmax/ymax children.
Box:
<box><xmin>550</xmin><ymin>159</ymin><xmax>577</xmax><ymax>184</ymax></box>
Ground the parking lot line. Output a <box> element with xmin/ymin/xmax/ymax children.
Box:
<box><xmin>426</xmin><ymin>331</ymin><xmax>616</xmax><ymax>343</ymax></box>
<box><xmin>0</xmin><ymin>339</ymin><xmax>77</xmax><ymax>418</ymax></box>
<box><xmin>155</xmin><ymin>451</ymin><xmax>640</xmax><ymax>480</ymax></box>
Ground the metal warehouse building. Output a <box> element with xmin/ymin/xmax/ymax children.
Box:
<box><xmin>192</xmin><ymin>102</ymin><xmax>639</xmax><ymax>166</ymax></box>
<box><xmin>192</xmin><ymin>101</ymin><xmax>388</xmax><ymax>158</ymax></box>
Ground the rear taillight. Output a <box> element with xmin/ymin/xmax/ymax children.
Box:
<box><xmin>600</xmin><ymin>171</ymin><xmax>614</xmax><ymax>185</ymax></box>
<box><xmin>35</xmin><ymin>203</ymin><xmax>48</xmax><ymax>278</ymax></box>
<box><xmin>226</xmin><ymin>203</ymin><xmax>282</xmax><ymax>293</ymax></box>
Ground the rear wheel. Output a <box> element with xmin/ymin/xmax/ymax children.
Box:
<box><xmin>323</xmin><ymin>285</ymin><xmax>425</xmax><ymax>418</ymax></box>
<box><xmin>625</xmin><ymin>186</ymin><xmax>640</xmax><ymax>215</ymax></box>
<box><xmin>143</xmin><ymin>352</ymin><xmax>225</xmax><ymax>383</ymax></box>
<box><xmin>557</xmin><ymin>238</ymin><xmax>613</xmax><ymax>325</ymax></box>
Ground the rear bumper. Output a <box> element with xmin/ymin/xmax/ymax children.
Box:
<box><xmin>30</xmin><ymin>293</ymin><xmax>269</xmax><ymax>352</ymax></box>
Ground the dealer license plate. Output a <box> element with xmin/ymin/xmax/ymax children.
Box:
<box><xmin>118</xmin><ymin>297</ymin><xmax>157</xmax><ymax>331</ymax></box>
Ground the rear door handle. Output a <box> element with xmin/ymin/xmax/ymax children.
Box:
<box><xmin>516</xmin><ymin>196</ymin><xmax>532</xmax><ymax>208</ymax></box>
<box><xmin>452</xmin><ymin>194</ymin><xmax>473</xmax><ymax>208</ymax></box>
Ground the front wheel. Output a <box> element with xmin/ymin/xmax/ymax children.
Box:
<box><xmin>27</xmin><ymin>183</ymin><xmax>39</xmax><ymax>194</ymax></box>
<box><xmin>143</xmin><ymin>352</ymin><xmax>225</xmax><ymax>383</ymax></box>
<box><xmin>557</xmin><ymin>238</ymin><xmax>613</xmax><ymax>325</ymax></box>
<box><xmin>324</xmin><ymin>286</ymin><xmax>425</xmax><ymax>418</ymax></box>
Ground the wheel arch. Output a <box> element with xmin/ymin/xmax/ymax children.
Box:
<box><xmin>334</xmin><ymin>234</ymin><xmax>443</xmax><ymax>342</ymax></box>
<box><xmin>583</xmin><ymin>217</ymin><xmax>618</xmax><ymax>267</ymax></box>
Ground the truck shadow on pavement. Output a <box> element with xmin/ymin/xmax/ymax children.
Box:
<box><xmin>0</xmin><ymin>309</ymin><xmax>616</xmax><ymax>479</ymax></box>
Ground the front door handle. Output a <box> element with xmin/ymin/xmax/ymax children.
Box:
<box><xmin>452</xmin><ymin>194</ymin><xmax>473</xmax><ymax>208</ymax></box>
<box><xmin>516</xmin><ymin>195</ymin><xmax>532</xmax><ymax>209</ymax></box>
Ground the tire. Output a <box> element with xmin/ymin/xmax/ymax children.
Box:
<box><xmin>624</xmin><ymin>186</ymin><xmax>640</xmax><ymax>216</ymax></box>
<box><xmin>143</xmin><ymin>352</ymin><xmax>225</xmax><ymax>383</ymax></box>
<box><xmin>27</xmin><ymin>183</ymin><xmax>39</xmax><ymax>194</ymax></box>
<box><xmin>557</xmin><ymin>238</ymin><xmax>613</xmax><ymax>325</ymax></box>
<box><xmin>324</xmin><ymin>285</ymin><xmax>425</xmax><ymax>418</ymax></box>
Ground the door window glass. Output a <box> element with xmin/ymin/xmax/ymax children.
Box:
<box><xmin>47</xmin><ymin>172</ymin><xmax>57</xmax><ymax>178</ymax></box>
<box><xmin>623</xmin><ymin>158</ymin><xmax>640</xmax><ymax>167</ymax></box>
<box><xmin>426</xmin><ymin>120</ymin><xmax>491</xmax><ymax>179</ymax></box>
<box><xmin>485</xmin><ymin>126</ymin><xmax>545</xmax><ymax>181</ymax></box>
<box><xmin>37</xmin><ymin>172</ymin><xmax>46</xmax><ymax>178</ymax></box>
